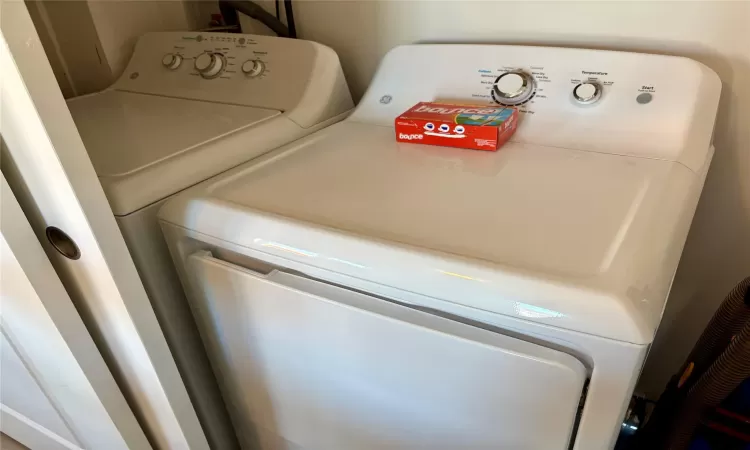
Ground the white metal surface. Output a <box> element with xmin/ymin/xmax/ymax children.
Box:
<box><xmin>159</xmin><ymin>44</ymin><xmax>721</xmax><ymax>450</ymax></box>
<box><xmin>0</xmin><ymin>6</ymin><xmax>200</xmax><ymax>449</ymax></box>
<box><xmin>162</xmin><ymin>221</ymin><xmax>649</xmax><ymax>450</ymax></box>
<box><xmin>160</xmin><ymin>121</ymin><xmax>703</xmax><ymax>344</ymax></box>
<box><xmin>67</xmin><ymin>31</ymin><xmax>353</xmax><ymax>216</ymax></box>
<box><xmin>0</xmin><ymin>175</ymin><xmax>149</xmax><ymax>450</ymax></box>
<box><xmin>186</xmin><ymin>251</ymin><xmax>586</xmax><ymax>450</ymax></box>
<box><xmin>68</xmin><ymin>91</ymin><xmax>279</xmax><ymax>177</ymax></box>
<box><xmin>67</xmin><ymin>91</ymin><xmax>279</xmax><ymax>215</ymax></box>
<box><xmin>114</xmin><ymin>200</ymin><xmax>228</xmax><ymax>447</ymax></box>
<box><xmin>113</xmin><ymin>32</ymin><xmax>352</xmax><ymax>122</ymax></box>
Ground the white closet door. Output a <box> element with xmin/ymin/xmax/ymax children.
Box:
<box><xmin>0</xmin><ymin>175</ymin><xmax>150</xmax><ymax>449</ymax></box>
<box><xmin>1</xmin><ymin>3</ymin><xmax>206</xmax><ymax>448</ymax></box>
<box><xmin>1</xmin><ymin>332</ymin><xmax>81</xmax><ymax>449</ymax></box>
<box><xmin>186</xmin><ymin>251</ymin><xmax>587</xmax><ymax>450</ymax></box>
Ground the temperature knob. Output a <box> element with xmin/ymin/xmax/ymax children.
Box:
<box><xmin>161</xmin><ymin>53</ymin><xmax>182</xmax><ymax>70</ymax></box>
<box><xmin>573</xmin><ymin>81</ymin><xmax>602</xmax><ymax>104</ymax></box>
<box><xmin>493</xmin><ymin>71</ymin><xmax>536</xmax><ymax>105</ymax></box>
<box><xmin>194</xmin><ymin>52</ymin><xmax>225</xmax><ymax>78</ymax></box>
<box><xmin>241</xmin><ymin>59</ymin><xmax>265</xmax><ymax>77</ymax></box>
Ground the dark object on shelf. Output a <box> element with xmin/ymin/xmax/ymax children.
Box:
<box><xmin>633</xmin><ymin>276</ymin><xmax>750</xmax><ymax>450</ymax></box>
<box><xmin>219</xmin><ymin>0</ymin><xmax>296</xmax><ymax>38</ymax></box>
<box><xmin>283</xmin><ymin>0</ymin><xmax>296</xmax><ymax>39</ymax></box>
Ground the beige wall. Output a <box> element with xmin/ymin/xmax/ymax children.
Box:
<box><xmin>29</xmin><ymin>1</ymin><xmax>192</xmax><ymax>97</ymax></box>
<box><xmin>29</xmin><ymin>1</ymin><xmax>113</xmax><ymax>96</ymax></box>
<box><xmin>25</xmin><ymin>2</ymin><xmax>76</xmax><ymax>98</ymax></box>
<box><xmin>279</xmin><ymin>0</ymin><xmax>750</xmax><ymax>398</ymax></box>
<box><xmin>87</xmin><ymin>1</ymin><xmax>191</xmax><ymax>80</ymax></box>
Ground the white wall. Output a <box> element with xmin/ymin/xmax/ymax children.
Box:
<box><xmin>276</xmin><ymin>0</ymin><xmax>750</xmax><ymax>398</ymax></box>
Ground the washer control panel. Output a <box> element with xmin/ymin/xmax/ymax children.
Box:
<box><xmin>113</xmin><ymin>32</ymin><xmax>337</xmax><ymax>112</ymax></box>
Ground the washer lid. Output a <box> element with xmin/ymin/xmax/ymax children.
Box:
<box><xmin>160</xmin><ymin>121</ymin><xmax>705</xmax><ymax>344</ymax></box>
<box><xmin>67</xmin><ymin>90</ymin><xmax>280</xmax><ymax>213</ymax></box>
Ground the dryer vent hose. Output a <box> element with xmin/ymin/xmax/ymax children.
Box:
<box><xmin>683</xmin><ymin>277</ymin><xmax>750</xmax><ymax>387</ymax></box>
<box><xmin>665</xmin><ymin>317</ymin><xmax>750</xmax><ymax>449</ymax></box>
<box><xmin>634</xmin><ymin>276</ymin><xmax>750</xmax><ymax>449</ymax></box>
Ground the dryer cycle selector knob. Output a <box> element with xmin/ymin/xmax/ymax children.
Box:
<box><xmin>194</xmin><ymin>52</ymin><xmax>225</xmax><ymax>78</ymax></box>
<box><xmin>573</xmin><ymin>81</ymin><xmax>603</xmax><ymax>105</ymax></box>
<box><xmin>241</xmin><ymin>59</ymin><xmax>265</xmax><ymax>77</ymax></box>
<box><xmin>161</xmin><ymin>53</ymin><xmax>182</xmax><ymax>70</ymax></box>
<box><xmin>493</xmin><ymin>71</ymin><xmax>536</xmax><ymax>105</ymax></box>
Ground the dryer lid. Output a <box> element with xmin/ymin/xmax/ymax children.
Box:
<box><xmin>160</xmin><ymin>121</ymin><xmax>706</xmax><ymax>344</ymax></box>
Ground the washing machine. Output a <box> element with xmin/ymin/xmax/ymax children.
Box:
<box><xmin>158</xmin><ymin>44</ymin><xmax>720</xmax><ymax>450</ymax></box>
<box><xmin>66</xmin><ymin>31</ymin><xmax>352</xmax><ymax>448</ymax></box>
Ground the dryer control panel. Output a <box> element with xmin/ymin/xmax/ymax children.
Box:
<box><xmin>113</xmin><ymin>32</ymin><xmax>352</xmax><ymax>121</ymax></box>
<box><xmin>351</xmin><ymin>45</ymin><xmax>721</xmax><ymax>172</ymax></box>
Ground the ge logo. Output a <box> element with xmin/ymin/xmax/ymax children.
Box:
<box><xmin>379</xmin><ymin>95</ymin><xmax>392</xmax><ymax>104</ymax></box>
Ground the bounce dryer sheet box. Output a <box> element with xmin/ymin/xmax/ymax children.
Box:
<box><xmin>395</xmin><ymin>102</ymin><xmax>518</xmax><ymax>151</ymax></box>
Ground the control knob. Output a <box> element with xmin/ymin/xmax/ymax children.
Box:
<box><xmin>241</xmin><ymin>59</ymin><xmax>265</xmax><ymax>77</ymax></box>
<box><xmin>161</xmin><ymin>53</ymin><xmax>182</xmax><ymax>70</ymax></box>
<box><xmin>573</xmin><ymin>81</ymin><xmax>603</xmax><ymax>105</ymax></box>
<box><xmin>194</xmin><ymin>52</ymin><xmax>225</xmax><ymax>78</ymax></box>
<box><xmin>493</xmin><ymin>71</ymin><xmax>536</xmax><ymax>105</ymax></box>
